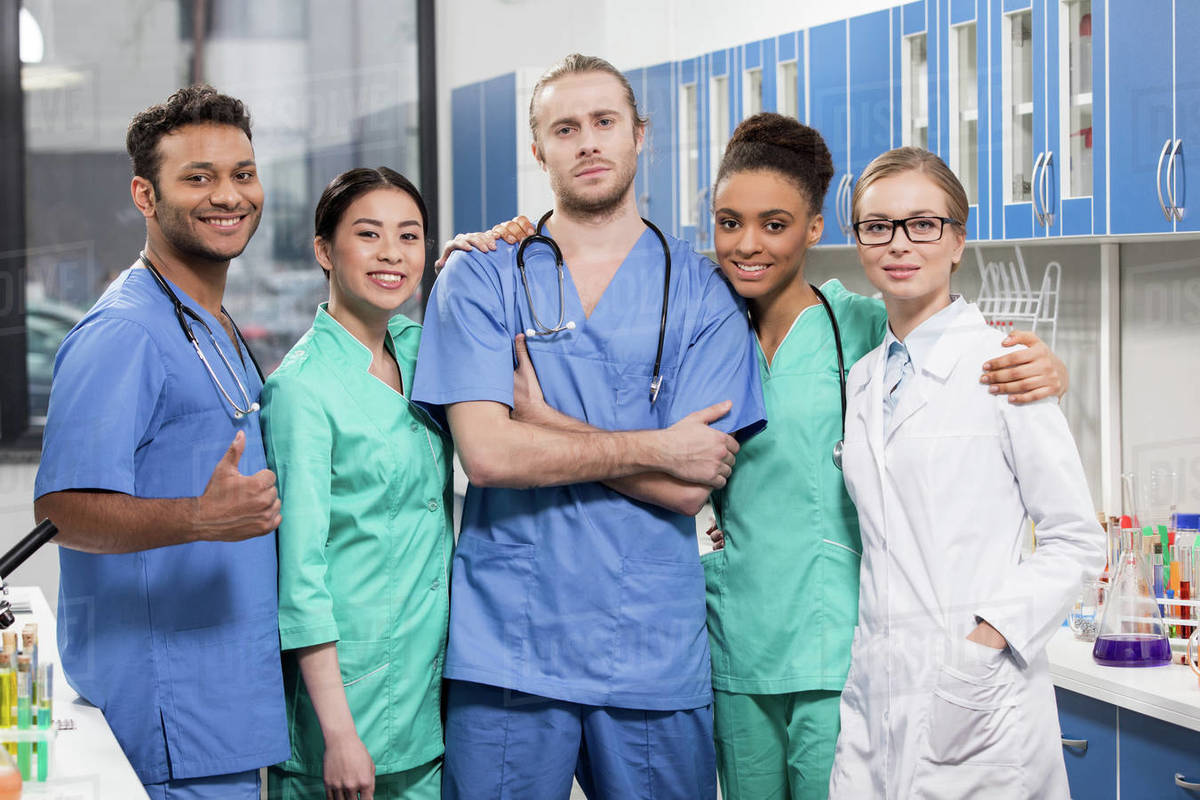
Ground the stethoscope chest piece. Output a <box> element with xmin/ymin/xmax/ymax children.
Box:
<box><xmin>832</xmin><ymin>439</ymin><xmax>844</xmax><ymax>470</ymax></box>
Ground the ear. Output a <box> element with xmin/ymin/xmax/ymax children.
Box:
<box><xmin>531</xmin><ymin>141</ymin><xmax>547</xmax><ymax>172</ymax></box>
<box><xmin>131</xmin><ymin>176</ymin><xmax>156</xmax><ymax>219</ymax></box>
<box><xmin>949</xmin><ymin>225</ymin><xmax>966</xmax><ymax>270</ymax></box>
<box><xmin>313</xmin><ymin>236</ymin><xmax>334</xmax><ymax>274</ymax></box>
<box><xmin>634</xmin><ymin>122</ymin><xmax>646</xmax><ymax>155</ymax></box>
<box><xmin>808</xmin><ymin>214</ymin><xmax>825</xmax><ymax>247</ymax></box>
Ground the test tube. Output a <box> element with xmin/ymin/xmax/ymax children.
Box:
<box><xmin>1181</xmin><ymin>549</ymin><xmax>1195</xmax><ymax>639</ymax></box>
<box><xmin>36</xmin><ymin>664</ymin><xmax>50</xmax><ymax>782</ymax></box>
<box><xmin>19</xmin><ymin>630</ymin><xmax>35</xmax><ymax>725</ymax></box>
<box><xmin>1</xmin><ymin>640</ymin><xmax>12</xmax><ymax>758</ymax></box>
<box><xmin>0</xmin><ymin>653</ymin><xmax>9</xmax><ymax>734</ymax></box>
<box><xmin>15</xmin><ymin>657</ymin><xmax>29</xmax><ymax>781</ymax></box>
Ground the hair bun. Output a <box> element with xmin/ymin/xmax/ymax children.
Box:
<box><xmin>718</xmin><ymin>113</ymin><xmax>835</xmax><ymax>213</ymax></box>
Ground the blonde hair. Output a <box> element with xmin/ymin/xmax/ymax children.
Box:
<box><xmin>528</xmin><ymin>54</ymin><xmax>648</xmax><ymax>145</ymax></box>
<box><xmin>851</xmin><ymin>147</ymin><xmax>969</xmax><ymax>271</ymax></box>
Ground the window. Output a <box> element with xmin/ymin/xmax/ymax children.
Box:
<box><xmin>903</xmin><ymin>33</ymin><xmax>928</xmax><ymax>149</ymax></box>
<box><xmin>710</xmin><ymin>74</ymin><xmax>729</xmax><ymax>186</ymax></box>
<box><xmin>743</xmin><ymin>67</ymin><xmax>762</xmax><ymax>117</ymax></box>
<box><xmin>950</xmin><ymin>23</ymin><xmax>979</xmax><ymax>205</ymax></box>
<box><xmin>679</xmin><ymin>82</ymin><xmax>698</xmax><ymax>227</ymax></box>
<box><xmin>778</xmin><ymin>61</ymin><xmax>798</xmax><ymax>119</ymax></box>
<box><xmin>1004</xmin><ymin>10</ymin><xmax>1035</xmax><ymax>203</ymax></box>
<box><xmin>3</xmin><ymin>0</ymin><xmax>436</xmax><ymax>442</ymax></box>
<box><xmin>1062</xmin><ymin>0</ymin><xmax>1093</xmax><ymax>198</ymax></box>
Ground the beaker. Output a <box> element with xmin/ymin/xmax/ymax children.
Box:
<box><xmin>1093</xmin><ymin>529</ymin><xmax>1173</xmax><ymax>667</ymax></box>
<box><xmin>1068</xmin><ymin>579</ymin><xmax>1104</xmax><ymax>641</ymax></box>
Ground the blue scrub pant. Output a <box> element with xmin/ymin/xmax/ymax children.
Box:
<box><xmin>144</xmin><ymin>769</ymin><xmax>259</xmax><ymax>800</ymax></box>
<box><xmin>443</xmin><ymin>680</ymin><xmax>717</xmax><ymax>800</ymax></box>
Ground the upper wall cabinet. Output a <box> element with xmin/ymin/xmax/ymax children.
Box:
<box><xmin>1108</xmin><ymin>0</ymin><xmax>1200</xmax><ymax>234</ymax></box>
<box><xmin>810</xmin><ymin>11</ymin><xmax>894</xmax><ymax>244</ymax></box>
<box><xmin>987</xmin><ymin>0</ymin><xmax>1101</xmax><ymax>240</ymax></box>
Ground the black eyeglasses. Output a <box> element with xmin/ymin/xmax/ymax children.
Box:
<box><xmin>852</xmin><ymin>216</ymin><xmax>961</xmax><ymax>246</ymax></box>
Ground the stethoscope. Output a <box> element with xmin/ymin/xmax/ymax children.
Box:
<box><xmin>809</xmin><ymin>283</ymin><xmax>847</xmax><ymax>470</ymax></box>
<box><xmin>139</xmin><ymin>252</ymin><xmax>265</xmax><ymax>419</ymax></box>
<box><xmin>516</xmin><ymin>210</ymin><xmax>672</xmax><ymax>405</ymax></box>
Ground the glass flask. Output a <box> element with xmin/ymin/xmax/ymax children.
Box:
<box><xmin>0</xmin><ymin>747</ymin><xmax>18</xmax><ymax>800</ymax></box>
<box><xmin>1093</xmin><ymin>529</ymin><xmax>1173</xmax><ymax>667</ymax></box>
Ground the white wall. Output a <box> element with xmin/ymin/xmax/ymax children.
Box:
<box><xmin>433</xmin><ymin>0</ymin><xmax>896</xmax><ymax>240</ymax></box>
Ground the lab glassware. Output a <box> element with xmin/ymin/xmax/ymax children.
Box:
<box><xmin>1093</xmin><ymin>529</ymin><xmax>1173</xmax><ymax>667</ymax></box>
<box><xmin>1068</xmin><ymin>579</ymin><xmax>1104</xmax><ymax>641</ymax></box>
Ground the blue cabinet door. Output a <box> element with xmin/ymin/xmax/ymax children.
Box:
<box><xmin>848</xmin><ymin>11</ymin><xmax>893</xmax><ymax>177</ymax></box>
<box><xmin>1174</xmin><ymin>0</ymin><xmax>1200</xmax><ymax>232</ymax></box>
<box><xmin>810</xmin><ymin>19</ymin><xmax>850</xmax><ymax>245</ymax></box>
<box><xmin>1054</xmin><ymin>688</ymin><xmax>1117</xmax><ymax>800</ymax></box>
<box><xmin>482</xmin><ymin>73</ymin><xmax>518</xmax><ymax>229</ymax></box>
<box><xmin>451</xmin><ymin>82</ymin><xmax>484</xmax><ymax>236</ymax></box>
<box><xmin>1107</xmin><ymin>0</ymin><xmax>1174</xmax><ymax>234</ymax></box>
<box><xmin>642</xmin><ymin>62</ymin><xmax>677</xmax><ymax>234</ymax></box>
<box><xmin>1119</xmin><ymin>708</ymin><xmax>1200</xmax><ymax>799</ymax></box>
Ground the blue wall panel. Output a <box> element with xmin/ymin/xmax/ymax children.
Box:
<box><xmin>482</xmin><ymin>73</ymin><xmax>518</xmax><ymax>228</ymax></box>
<box><xmin>950</xmin><ymin>0</ymin><xmax>976</xmax><ymax>25</ymax></box>
<box><xmin>451</xmin><ymin>83</ymin><xmax>483</xmax><ymax>235</ymax></box>
<box><xmin>778</xmin><ymin>30</ymin><xmax>797</xmax><ymax>62</ymax></box>
<box><xmin>759</xmin><ymin>37</ymin><xmax>778</xmax><ymax>113</ymax></box>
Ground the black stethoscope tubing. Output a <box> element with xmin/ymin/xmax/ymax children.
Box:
<box><xmin>809</xmin><ymin>283</ymin><xmax>847</xmax><ymax>470</ymax></box>
<box><xmin>139</xmin><ymin>252</ymin><xmax>265</xmax><ymax>415</ymax></box>
<box><xmin>516</xmin><ymin>211</ymin><xmax>672</xmax><ymax>405</ymax></box>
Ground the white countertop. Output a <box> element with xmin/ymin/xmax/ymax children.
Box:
<box><xmin>1047</xmin><ymin>626</ymin><xmax>1200</xmax><ymax>732</ymax></box>
<box><xmin>8</xmin><ymin>586</ymin><xmax>148</xmax><ymax>800</ymax></box>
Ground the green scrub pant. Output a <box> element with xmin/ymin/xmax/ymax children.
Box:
<box><xmin>713</xmin><ymin>689</ymin><xmax>842</xmax><ymax>800</ymax></box>
<box><xmin>267</xmin><ymin>758</ymin><xmax>441</xmax><ymax>800</ymax></box>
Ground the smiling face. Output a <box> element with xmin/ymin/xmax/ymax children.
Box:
<box><xmin>530</xmin><ymin>70</ymin><xmax>642</xmax><ymax>218</ymax></box>
<box><xmin>144</xmin><ymin>122</ymin><xmax>263</xmax><ymax>263</ymax></box>
<box><xmin>854</xmin><ymin>169</ymin><xmax>965</xmax><ymax>322</ymax></box>
<box><xmin>713</xmin><ymin>169</ymin><xmax>823</xmax><ymax>308</ymax></box>
<box><xmin>316</xmin><ymin>188</ymin><xmax>426</xmax><ymax>320</ymax></box>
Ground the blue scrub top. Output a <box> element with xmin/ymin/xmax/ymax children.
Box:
<box><xmin>34</xmin><ymin>267</ymin><xmax>289</xmax><ymax>784</ymax></box>
<box><xmin>414</xmin><ymin>228</ymin><xmax>765</xmax><ymax>711</ymax></box>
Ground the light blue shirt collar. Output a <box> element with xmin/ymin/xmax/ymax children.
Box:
<box><xmin>882</xmin><ymin>294</ymin><xmax>966</xmax><ymax>376</ymax></box>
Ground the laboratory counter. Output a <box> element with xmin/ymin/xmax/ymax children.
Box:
<box><xmin>1048</xmin><ymin>626</ymin><xmax>1200</xmax><ymax>798</ymax></box>
<box><xmin>8</xmin><ymin>586</ymin><xmax>147</xmax><ymax>799</ymax></box>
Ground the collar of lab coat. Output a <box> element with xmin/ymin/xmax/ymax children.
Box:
<box><xmin>851</xmin><ymin>297</ymin><xmax>982</xmax><ymax>454</ymax></box>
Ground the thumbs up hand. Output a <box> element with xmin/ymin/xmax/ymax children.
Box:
<box><xmin>192</xmin><ymin>431</ymin><xmax>282</xmax><ymax>542</ymax></box>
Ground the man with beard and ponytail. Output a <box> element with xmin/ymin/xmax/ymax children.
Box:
<box><xmin>414</xmin><ymin>54</ymin><xmax>764</xmax><ymax>799</ymax></box>
<box><xmin>34</xmin><ymin>85</ymin><xmax>287</xmax><ymax>799</ymax></box>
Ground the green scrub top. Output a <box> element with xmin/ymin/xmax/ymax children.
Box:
<box><xmin>705</xmin><ymin>280</ymin><xmax>886</xmax><ymax>694</ymax></box>
<box><xmin>262</xmin><ymin>305</ymin><xmax>454</xmax><ymax>776</ymax></box>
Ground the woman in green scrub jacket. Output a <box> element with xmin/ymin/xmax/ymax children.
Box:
<box><xmin>701</xmin><ymin>114</ymin><xmax>1067</xmax><ymax>800</ymax></box>
<box><xmin>262</xmin><ymin>167</ymin><xmax>452</xmax><ymax>800</ymax></box>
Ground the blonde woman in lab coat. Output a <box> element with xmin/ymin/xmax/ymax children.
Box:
<box><xmin>827</xmin><ymin>147</ymin><xmax>1105</xmax><ymax>800</ymax></box>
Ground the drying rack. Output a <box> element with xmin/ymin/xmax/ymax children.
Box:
<box><xmin>973</xmin><ymin>245</ymin><xmax>1062</xmax><ymax>349</ymax></box>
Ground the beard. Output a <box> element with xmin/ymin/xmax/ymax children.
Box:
<box><xmin>154</xmin><ymin>195</ymin><xmax>261</xmax><ymax>263</ymax></box>
<box><xmin>550</xmin><ymin>156</ymin><xmax>638</xmax><ymax>221</ymax></box>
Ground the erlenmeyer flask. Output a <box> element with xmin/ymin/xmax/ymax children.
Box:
<box><xmin>1093</xmin><ymin>529</ymin><xmax>1173</xmax><ymax>666</ymax></box>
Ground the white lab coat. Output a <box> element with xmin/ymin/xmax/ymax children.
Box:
<box><xmin>828</xmin><ymin>301</ymin><xmax>1105</xmax><ymax>800</ymax></box>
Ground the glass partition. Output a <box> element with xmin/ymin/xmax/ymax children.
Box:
<box><xmin>903</xmin><ymin>33</ymin><xmax>928</xmax><ymax>149</ymax></box>
<box><xmin>1005</xmin><ymin>9</ymin><xmax>1034</xmax><ymax>204</ymax></box>
<box><xmin>951</xmin><ymin>22</ymin><xmax>979</xmax><ymax>205</ymax></box>
<box><xmin>1063</xmin><ymin>0</ymin><xmax>1093</xmax><ymax>198</ymax></box>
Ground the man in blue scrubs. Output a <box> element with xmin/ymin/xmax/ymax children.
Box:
<box><xmin>415</xmin><ymin>54</ymin><xmax>765</xmax><ymax>799</ymax></box>
<box><xmin>34</xmin><ymin>86</ymin><xmax>288</xmax><ymax>799</ymax></box>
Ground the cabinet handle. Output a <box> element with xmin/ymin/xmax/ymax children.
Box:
<box><xmin>1176</xmin><ymin>773</ymin><xmax>1200</xmax><ymax>792</ymax></box>
<box><xmin>1061</xmin><ymin>737</ymin><xmax>1088</xmax><ymax>753</ymax></box>
<box><xmin>843</xmin><ymin>172</ymin><xmax>855</xmax><ymax>237</ymax></box>
<box><xmin>1031</xmin><ymin>151</ymin><xmax>1046</xmax><ymax>225</ymax></box>
<box><xmin>1041</xmin><ymin>151</ymin><xmax>1055</xmax><ymax>227</ymax></box>
<box><xmin>1169</xmin><ymin>139</ymin><xmax>1185</xmax><ymax>222</ymax></box>
<box><xmin>835</xmin><ymin>174</ymin><xmax>851</xmax><ymax>237</ymax></box>
<box><xmin>1157</xmin><ymin>138</ymin><xmax>1174</xmax><ymax>221</ymax></box>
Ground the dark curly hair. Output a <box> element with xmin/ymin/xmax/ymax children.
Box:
<box><xmin>126</xmin><ymin>85</ymin><xmax>253</xmax><ymax>195</ymax></box>
<box><xmin>715</xmin><ymin>112</ymin><xmax>835</xmax><ymax>216</ymax></box>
